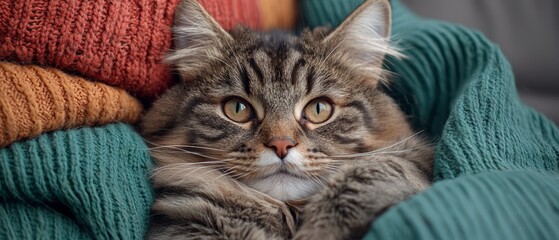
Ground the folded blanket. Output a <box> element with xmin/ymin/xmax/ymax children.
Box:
<box><xmin>0</xmin><ymin>123</ymin><xmax>153</xmax><ymax>239</ymax></box>
<box><xmin>0</xmin><ymin>62</ymin><xmax>142</xmax><ymax>147</ymax></box>
<box><xmin>300</xmin><ymin>0</ymin><xmax>559</xmax><ymax>239</ymax></box>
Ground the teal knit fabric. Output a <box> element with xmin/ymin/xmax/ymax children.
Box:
<box><xmin>366</xmin><ymin>171</ymin><xmax>559</xmax><ymax>239</ymax></box>
<box><xmin>0</xmin><ymin>123</ymin><xmax>154</xmax><ymax>239</ymax></box>
<box><xmin>301</xmin><ymin>0</ymin><xmax>559</xmax><ymax>239</ymax></box>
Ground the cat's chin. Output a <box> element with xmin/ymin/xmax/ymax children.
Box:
<box><xmin>245</xmin><ymin>173</ymin><xmax>321</xmax><ymax>201</ymax></box>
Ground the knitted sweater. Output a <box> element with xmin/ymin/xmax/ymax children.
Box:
<box><xmin>300</xmin><ymin>0</ymin><xmax>559</xmax><ymax>239</ymax></box>
<box><xmin>0</xmin><ymin>62</ymin><xmax>142</xmax><ymax>147</ymax></box>
<box><xmin>0</xmin><ymin>123</ymin><xmax>153</xmax><ymax>239</ymax></box>
<box><xmin>0</xmin><ymin>0</ymin><xmax>262</xmax><ymax>101</ymax></box>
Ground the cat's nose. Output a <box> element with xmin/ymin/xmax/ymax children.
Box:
<box><xmin>266</xmin><ymin>137</ymin><xmax>297</xmax><ymax>159</ymax></box>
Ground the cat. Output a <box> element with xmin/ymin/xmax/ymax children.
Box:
<box><xmin>140</xmin><ymin>0</ymin><xmax>434</xmax><ymax>239</ymax></box>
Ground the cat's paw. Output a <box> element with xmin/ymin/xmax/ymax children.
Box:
<box><xmin>293</xmin><ymin>168</ymin><xmax>377</xmax><ymax>239</ymax></box>
<box><xmin>295</xmin><ymin>164</ymin><xmax>414</xmax><ymax>240</ymax></box>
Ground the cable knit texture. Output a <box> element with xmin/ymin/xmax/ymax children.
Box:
<box><xmin>301</xmin><ymin>0</ymin><xmax>559</xmax><ymax>239</ymax></box>
<box><xmin>0</xmin><ymin>0</ymin><xmax>262</xmax><ymax>100</ymax></box>
<box><xmin>0</xmin><ymin>123</ymin><xmax>154</xmax><ymax>239</ymax></box>
<box><xmin>0</xmin><ymin>62</ymin><xmax>142</xmax><ymax>147</ymax></box>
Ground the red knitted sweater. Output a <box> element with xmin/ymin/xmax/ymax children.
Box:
<box><xmin>0</xmin><ymin>0</ymin><xmax>261</xmax><ymax>101</ymax></box>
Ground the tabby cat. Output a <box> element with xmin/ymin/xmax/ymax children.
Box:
<box><xmin>140</xmin><ymin>0</ymin><xmax>434</xmax><ymax>239</ymax></box>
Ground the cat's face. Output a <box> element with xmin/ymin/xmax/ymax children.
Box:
<box><xmin>141</xmin><ymin>0</ymin><xmax>412</xmax><ymax>201</ymax></box>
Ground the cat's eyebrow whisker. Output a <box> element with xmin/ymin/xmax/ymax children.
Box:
<box><xmin>222</xmin><ymin>36</ymin><xmax>242</xmax><ymax>71</ymax></box>
<box><xmin>323</xmin><ymin>39</ymin><xmax>345</xmax><ymax>64</ymax></box>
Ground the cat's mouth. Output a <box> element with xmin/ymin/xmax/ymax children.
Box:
<box><xmin>259</xmin><ymin>164</ymin><xmax>305</xmax><ymax>180</ymax></box>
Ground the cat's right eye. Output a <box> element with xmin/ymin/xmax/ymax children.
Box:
<box><xmin>303</xmin><ymin>98</ymin><xmax>334</xmax><ymax>124</ymax></box>
<box><xmin>222</xmin><ymin>97</ymin><xmax>254</xmax><ymax>123</ymax></box>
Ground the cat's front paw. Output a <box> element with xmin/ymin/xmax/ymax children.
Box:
<box><xmin>293</xmin><ymin>168</ymin><xmax>379</xmax><ymax>240</ymax></box>
<box><xmin>295</xmin><ymin>163</ymin><xmax>422</xmax><ymax>240</ymax></box>
<box><xmin>293</xmin><ymin>201</ymin><xmax>372</xmax><ymax>240</ymax></box>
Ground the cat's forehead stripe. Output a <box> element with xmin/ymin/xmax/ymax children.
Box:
<box><xmin>248</xmin><ymin>57</ymin><xmax>264</xmax><ymax>83</ymax></box>
<box><xmin>290</xmin><ymin>58</ymin><xmax>305</xmax><ymax>85</ymax></box>
<box><xmin>305</xmin><ymin>67</ymin><xmax>315</xmax><ymax>95</ymax></box>
<box><xmin>240</xmin><ymin>66</ymin><xmax>251</xmax><ymax>95</ymax></box>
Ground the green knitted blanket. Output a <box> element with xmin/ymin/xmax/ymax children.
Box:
<box><xmin>1</xmin><ymin>0</ymin><xmax>558</xmax><ymax>239</ymax></box>
<box><xmin>0</xmin><ymin>124</ymin><xmax>154</xmax><ymax>239</ymax></box>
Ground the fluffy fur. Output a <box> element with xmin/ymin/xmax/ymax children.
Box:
<box><xmin>141</xmin><ymin>0</ymin><xmax>433</xmax><ymax>239</ymax></box>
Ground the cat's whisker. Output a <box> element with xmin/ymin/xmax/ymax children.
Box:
<box><xmin>327</xmin><ymin>149</ymin><xmax>416</xmax><ymax>159</ymax></box>
<box><xmin>157</xmin><ymin>165</ymin><xmax>210</xmax><ymax>181</ymax></box>
<box><xmin>150</xmin><ymin>160</ymin><xmax>234</xmax><ymax>179</ymax></box>
<box><xmin>231</xmin><ymin>170</ymin><xmax>254</xmax><ymax>181</ymax></box>
<box><xmin>310</xmin><ymin>173</ymin><xmax>324</xmax><ymax>187</ymax></box>
<box><xmin>177</xmin><ymin>167</ymin><xmax>224</xmax><ymax>184</ymax></box>
<box><xmin>149</xmin><ymin>162</ymin><xmax>230</xmax><ymax>177</ymax></box>
<box><xmin>149</xmin><ymin>159</ymin><xmax>234</xmax><ymax>172</ymax></box>
<box><xmin>213</xmin><ymin>165</ymin><xmax>248</xmax><ymax>181</ymax></box>
<box><xmin>328</xmin><ymin>145</ymin><xmax>431</xmax><ymax>159</ymax></box>
<box><xmin>150</xmin><ymin>148</ymin><xmax>225</xmax><ymax>160</ymax></box>
<box><xmin>321</xmin><ymin>131</ymin><xmax>426</xmax><ymax>159</ymax></box>
<box><xmin>213</xmin><ymin>172</ymin><xmax>232</xmax><ymax>181</ymax></box>
<box><xmin>148</xmin><ymin>145</ymin><xmax>226</xmax><ymax>152</ymax></box>
<box><xmin>142</xmin><ymin>139</ymin><xmax>226</xmax><ymax>152</ymax></box>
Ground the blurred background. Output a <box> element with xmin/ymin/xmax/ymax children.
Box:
<box><xmin>401</xmin><ymin>0</ymin><xmax>559</xmax><ymax>124</ymax></box>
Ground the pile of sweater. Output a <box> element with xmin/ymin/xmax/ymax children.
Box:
<box><xmin>1</xmin><ymin>0</ymin><xmax>558</xmax><ymax>239</ymax></box>
<box><xmin>0</xmin><ymin>0</ymin><xmax>295</xmax><ymax>238</ymax></box>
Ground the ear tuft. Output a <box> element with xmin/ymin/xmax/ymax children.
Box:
<box><xmin>166</xmin><ymin>0</ymin><xmax>232</xmax><ymax>80</ymax></box>
<box><xmin>323</xmin><ymin>0</ymin><xmax>403</xmax><ymax>85</ymax></box>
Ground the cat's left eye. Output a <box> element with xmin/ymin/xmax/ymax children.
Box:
<box><xmin>303</xmin><ymin>98</ymin><xmax>334</xmax><ymax>124</ymax></box>
<box><xmin>223</xmin><ymin>98</ymin><xmax>253</xmax><ymax>123</ymax></box>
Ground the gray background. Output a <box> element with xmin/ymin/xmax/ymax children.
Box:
<box><xmin>401</xmin><ymin>0</ymin><xmax>559</xmax><ymax>124</ymax></box>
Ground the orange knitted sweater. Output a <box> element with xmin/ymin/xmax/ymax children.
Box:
<box><xmin>0</xmin><ymin>62</ymin><xmax>143</xmax><ymax>147</ymax></box>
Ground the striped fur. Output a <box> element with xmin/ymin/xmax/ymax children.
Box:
<box><xmin>141</xmin><ymin>0</ymin><xmax>433</xmax><ymax>239</ymax></box>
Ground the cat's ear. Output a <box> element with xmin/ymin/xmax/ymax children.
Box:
<box><xmin>166</xmin><ymin>0</ymin><xmax>233</xmax><ymax>79</ymax></box>
<box><xmin>323</xmin><ymin>0</ymin><xmax>401</xmax><ymax>85</ymax></box>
